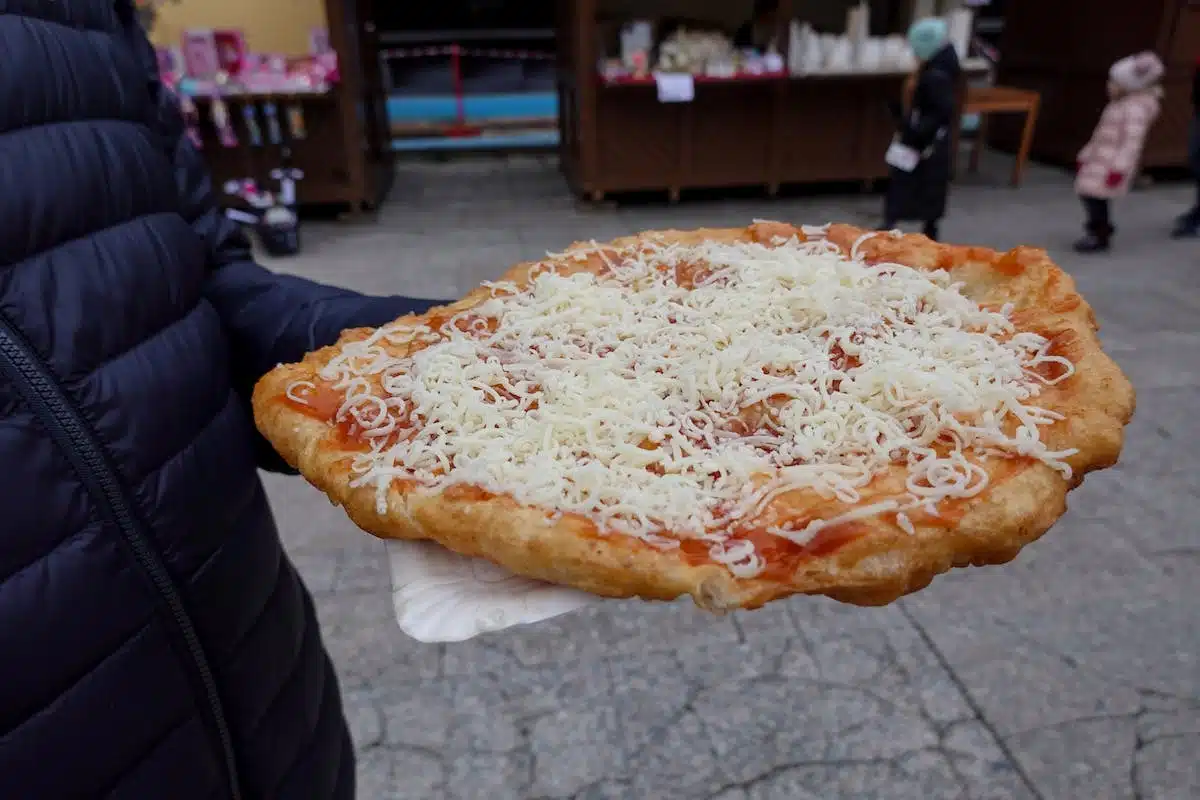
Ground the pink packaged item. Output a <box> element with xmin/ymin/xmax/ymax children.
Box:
<box><xmin>181</xmin><ymin>29</ymin><xmax>219</xmax><ymax>80</ymax></box>
<box><xmin>213</xmin><ymin>30</ymin><xmax>248</xmax><ymax>77</ymax></box>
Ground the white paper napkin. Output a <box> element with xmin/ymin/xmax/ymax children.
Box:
<box><xmin>387</xmin><ymin>540</ymin><xmax>597</xmax><ymax>643</ymax></box>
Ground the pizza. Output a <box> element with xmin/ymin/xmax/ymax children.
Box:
<box><xmin>252</xmin><ymin>222</ymin><xmax>1135</xmax><ymax>611</ymax></box>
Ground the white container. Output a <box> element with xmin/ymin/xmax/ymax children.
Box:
<box><xmin>620</xmin><ymin>20</ymin><xmax>653</xmax><ymax>66</ymax></box>
<box><xmin>825</xmin><ymin>36</ymin><xmax>854</xmax><ymax>72</ymax></box>
<box><xmin>945</xmin><ymin>8</ymin><xmax>974</xmax><ymax>60</ymax></box>
<box><xmin>882</xmin><ymin>35</ymin><xmax>916</xmax><ymax>71</ymax></box>
<box><xmin>787</xmin><ymin>20</ymin><xmax>806</xmax><ymax>74</ymax></box>
<box><xmin>860</xmin><ymin>37</ymin><xmax>884</xmax><ymax>72</ymax></box>
<box><xmin>802</xmin><ymin>36</ymin><xmax>824</xmax><ymax>73</ymax></box>
<box><xmin>846</xmin><ymin>2</ymin><xmax>870</xmax><ymax>69</ymax></box>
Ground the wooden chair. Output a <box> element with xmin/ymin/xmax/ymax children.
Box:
<box><xmin>962</xmin><ymin>86</ymin><xmax>1041</xmax><ymax>187</ymax></box>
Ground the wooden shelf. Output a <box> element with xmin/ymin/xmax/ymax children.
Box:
<box><xmin>197</xmin><ymin>0</ymin><xmax>393</xmax><ymax>211</ymax></box>
<box><xmin>597</xmin><ymin>72</ymin><xmax>786</xmax><ymax>87</ymax></box>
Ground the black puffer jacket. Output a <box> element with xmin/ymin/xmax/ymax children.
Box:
<box><xmin>0</xmin><ymin>2</ymin><xmax>434</xmax><ymax>797</ymax></box>
<box><xmin>885</xmin><ymin>44</ymin><xmax>962</xmax><ymax>224</ymax></box>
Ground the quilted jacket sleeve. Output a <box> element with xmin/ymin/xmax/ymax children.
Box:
<box><xmin>898</xmin><ymin>68</ymin><xmax>955</xmax><ymax>152</ymax></box>
<box><xmin>133</xmin><ymin>30</ymin><xmax>442</xmax><ymax>470</ymax></box>
<box><xmin>1107</xmin><ymin>99</ymin><xmax>1157</xmax><ymax>176</ymax></box>
<box><xmin>178</xmin><ymin>139</ymin><xmax>435</xmax><ymax>377</ymax></box>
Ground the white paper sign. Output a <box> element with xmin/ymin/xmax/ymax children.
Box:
<box><xmin>654</xmin><ymin>72</ymin><xmax>695</xmax><ymax>103</ymax></box>
<box><xmin>388</xmin><ymin>539</ymin><xmax>596</xmax><ymax>643</ymax></box>
<box><xmin>885</xmin><ymin>141</ymin><xmax>920</xmax><ymax>172</ymax></box>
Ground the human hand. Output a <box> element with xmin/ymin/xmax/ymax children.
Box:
<box><xmin>1105</xmin><ymin>171</ymin><xmax>1125</xmax><ymax>188</ymax></box>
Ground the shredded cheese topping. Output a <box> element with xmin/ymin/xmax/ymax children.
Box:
<box><xmin>291</xmin><ymin>227</ymin><xmax>1077</xmax><ymax>579</ymax></box>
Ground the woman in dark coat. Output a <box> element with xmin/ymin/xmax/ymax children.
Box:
<box><xmin>0</xmin><ymin>2</ymin><xmax>443</xmax><ymax>797</ymax></box>
<box><xmin>883</xmin><ymin>18</ymin><xmax>962</xmax><ymax>241</ymax></box>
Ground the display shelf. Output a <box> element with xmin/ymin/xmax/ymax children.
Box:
<box><xmin>179</xmin><ymin>0</ymin><xmax>392</xmax><ymax>210</ymax></box>
<box><xmin>558</xmin><ymin>0</ymin><xmax>982</xmax><ymax>202</ymax></box>
<box><xmin>597</xmin><ymin>71</ymin><xmax>787</xmax><ymax>87</ymax></box>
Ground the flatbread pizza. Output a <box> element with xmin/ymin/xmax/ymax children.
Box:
<box><xmin>252</xmin><ymin>223</ymin><xmax>1134</xmax><ymax>611</ymax></box>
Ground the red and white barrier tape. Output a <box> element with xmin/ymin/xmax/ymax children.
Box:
<box><xmin>380</xmin><ymin>45</ymin><xmax>555</xmax><ymax>61</ymax></box>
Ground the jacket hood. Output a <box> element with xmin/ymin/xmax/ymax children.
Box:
<box><xmin>1110</xmin><ymin>51</ymin><xmax>1165</xmax><ymax>94</ymax></box>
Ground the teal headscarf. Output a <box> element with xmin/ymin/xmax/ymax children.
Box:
<box><xmin>908</xmin><ymin>17</ymin><xmax>949</xmax><ymax>62</ymax></box>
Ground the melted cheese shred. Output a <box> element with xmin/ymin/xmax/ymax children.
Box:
<box><xmin>304</xmin><ymin>229</ymin><xmax>1077</xmax><ymax>579</ymax></box>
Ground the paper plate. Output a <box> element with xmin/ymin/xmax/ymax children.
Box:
<box><xmin>387</xmin><ymin>539</ymin><xmax>596</xmax><ymax>643</ymax></box>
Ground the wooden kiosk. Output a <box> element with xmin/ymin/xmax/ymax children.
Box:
<box><xmin>557</xmin><ymin>0</ymin><xmax>982</xmax><ymax>202</ymax></box>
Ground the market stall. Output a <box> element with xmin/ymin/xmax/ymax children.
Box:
<box><xmin>990</xmin><ymin>0</ymin><xmax>1198</xmax><ymax>169</ymax></box>
<box><xmin>147</xmin><ymin>0</ymin><xmax>392</xmax><ymax>210</ymax></box>
<box><xmin>558</xmin><ymin>0</ymin><xmax>989</xmax><ymax>202</ymax></box>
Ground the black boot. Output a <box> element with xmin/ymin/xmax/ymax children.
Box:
<box><xmin>1074</xmin><ymin>215</ymin><xmax>1113</xmax><ymax>253</ymax></box>
<box><xmin>1077</xmin><ymin>197</ymin><xmax>1113</xmax><ymax>253</ymax></box>
<box><xmin>1171</xmin><ymin>209</ymin><xmax>1200</xmax><ymax>239</ymax></box>
<box><xmin>1073</xmin><ymin>231</ymin><xmax>1111</xmax><ymax>253</ymax></box>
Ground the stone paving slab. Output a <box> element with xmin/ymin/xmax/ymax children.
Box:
<box><xmin>261</xmin><ymin>152</ymin><xmax>1200</xmax><ymax>799</ymax></box>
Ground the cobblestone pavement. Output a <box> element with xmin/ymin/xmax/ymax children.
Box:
<box><xmin>261</xmin><ymin>154</ymin><xmax>1200</xmax><ymax>800</ymax></box>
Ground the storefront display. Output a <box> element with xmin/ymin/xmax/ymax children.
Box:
<box><xmin>147</xmin><ymin>0</ymin><xmax>392</xmax><ymax>211</ymax></box>
<box><xmin>559</xmin><ymin>0</ymin><xmax>989</xmax><ymax>202</ymax></box>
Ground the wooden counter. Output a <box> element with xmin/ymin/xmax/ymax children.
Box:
<box><xmin>556</xmin><ymin>0</ymin><xmax>987</xmax><ymax>202</ymax></box>
<box><xmin>193</xmin><ymin>90</ymin><xmax>392</xmax><ymax>209</ymax></box>
<box><xmin>570</xmin><ymin>73</ymin><xmax>906</xmax><ymax>201</ymax></box>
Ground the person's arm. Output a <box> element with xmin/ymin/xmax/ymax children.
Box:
<box><xmin>178</xmin><ymin>136</ymin><xmax>435</xmax><ymax>379</ymax></box>
<box><xmin>898</xmin><ymin>69</ymin><xmax>955</xmax><ymax>152</ymax></box>
<box><xmin>132</xmin><ymin>27</ymin><xmax>445</xmax><ymax>470</ymax></box>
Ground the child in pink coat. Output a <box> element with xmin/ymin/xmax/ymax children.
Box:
<box><xmin>1074</xmin><ymin>51</ymin><xmax>1165</xmax><ymax>253</ymax></box>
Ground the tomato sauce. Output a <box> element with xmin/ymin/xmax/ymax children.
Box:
<box><xmin>675</xmin><ymin>452</ymin><xmax>1036</xmax><ymax>577</ymax></box>
<box><xmin>286</xmin><ymin>381</ymin><xmax>343</xmax><ymax>420</ymax></box>
<box><xmin>993</xmin><ymin>249</ymin><xmax>1025</xmax><ymax>276</ymax></box>
<box><xmin>672</xmin><ymin>260</ymin><xmax>715</xmax><ymax>289</ymax></box>
<box><xmin>425</xmin><ymin>313</ymin><xmax>498</xmax><ymax>337</ymax></box>
<box><xmin>678</xmin><ymin>522</ymin><xmax>867</xmax><ymax>581</ymax></box>
<box><xmin>906</xmin><ymin>455</ymin><xmax>1034</xmax><ymax>526</ymax></box>
<box><xmin>443</xmin><ymin>484</ymin><xmax>495</xmax><ymax>502</ymax></box>
<box><xmin>679</xmin><ymin>538</ymin><xmax>712</xmax><ymax>564</ymax></box>
<box><xmin>828</xmin><ymin>343</ymin><xmax>861</xmax><ymax>372</ymax></box>
<box><xmin>283</xmin><ymin>381</ymin><xmax>416</xmax><ymax>450</ymax></box>
<box><xmin>935</xmin><ymin>248</ymin><xmax>960</xmax><ymax>270</ymax></box>
<box><xmin>748</xmin><ymin>221</ymin><xmax>804</xmax><ymax>244</ymax></box>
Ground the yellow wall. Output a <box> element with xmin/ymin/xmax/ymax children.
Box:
<box><xmin>149</xmin><ymin>0</ymin><xmax>327</xmax><ymax>55</ymax></box>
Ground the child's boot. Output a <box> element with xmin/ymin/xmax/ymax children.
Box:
<box><xmin>1171</xmin><ymin>209</ymin><xmax>1200</xmax><ymax>238</ymax></box>
<box><xmin>1073</xmin><ymin>224</ymin><xmax>1113</xmax><ymax>254</ymax></box>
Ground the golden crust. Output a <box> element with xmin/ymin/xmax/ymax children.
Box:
<box><xmin>252</xmin><ymin>223</ymin><xmax>1135</xmax><ymax>611</ymax></box>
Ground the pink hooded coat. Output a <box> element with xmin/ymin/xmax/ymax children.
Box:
<box><xmin>1075</xmin><ymin>89</ymin><xmax>1162</xmax><ymax>198</ymax></box>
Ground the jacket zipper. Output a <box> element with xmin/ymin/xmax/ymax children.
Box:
<box><xmin>0</xmin><ymin>314</ymin><xmax>242</xmax><ymax>799</ymax></box>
